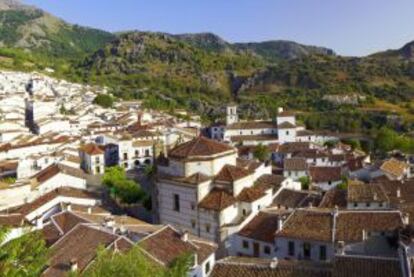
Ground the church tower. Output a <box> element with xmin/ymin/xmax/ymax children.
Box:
<box><xmin>226</xmin><ymin>104</ymin><xmax>238</xmax><ymax>125</ymax></box>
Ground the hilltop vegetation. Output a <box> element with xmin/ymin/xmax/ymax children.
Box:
<box><xmin>0</xmin><ymin>0</ymin><xmax>115</xmax><ymax>60</ymax></box>
<box><xmin>1</xmin><ymin>1</ymin><xmax>414</xmax><ymax>135</ymax></box>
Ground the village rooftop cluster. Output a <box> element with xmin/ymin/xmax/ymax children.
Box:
<box><xmin>0</xmin><ymin>70</ymin><xmax>413</xmax><ymax>277</ymax></box>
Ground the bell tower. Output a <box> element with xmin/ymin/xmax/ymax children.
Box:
<box><xmin>226</xmin><ymin>104</ymin><xmax>238</xmax><ymax>125</ymax></box>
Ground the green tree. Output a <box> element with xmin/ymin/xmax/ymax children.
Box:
<box><xmin>375</xmin><ymin>127</ymin><xmax>398</xmax><ymax>153</ymax></box>
<box><xmin>299</xmin><ymin>176</ymin><xmax>310</xmax><ymax>190</ymax></box>
<box><xmin>253</xmin><ymin>144</ymin><xmax>269</xmax><ymax>162</ymax></box>
<box><xmin>0</xmin><ymin>227</ymin><xmax>48</xmax><ymax>277</ymax></box>
<box><xmin>102</xmin><ymin>166</ymin><xmax>146</xmax><ymax>204</ymax></box>
<box><xmin>93</xmin><ymin>94</ymin><xmax>114</xmax><ymax>108</ymax></box>
<box><xmin>80</xmin><ymin>246</ymin><xmax>192</xmax><ymax>277</ymax></box>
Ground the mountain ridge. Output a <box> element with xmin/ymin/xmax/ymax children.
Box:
<box><xmin>2</xmin><ymin>0</ymin><xmax>414</xmax><ymax>131</ymax></box>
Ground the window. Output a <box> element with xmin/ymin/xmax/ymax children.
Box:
<box><xmin>123</xmin><ymin>153</ymin><xmax>128</xmax><ymax>160</ymax></box>
<box><xmin>205</xmin><ymin>261</ymin><xmax>211</xmax><ymax>274</ymax></box>
<box><xmin>124</xmin><ymin>162</ymin><xmax>128</xmax><ymax>168</ymax></box>
<box><xmin>328</xmin><ymin>181</ymin><xmax>332</xmax><ymax>185</ymax></box>
<box><xmin>173</xmin><ymin>194</ymin><xmax>180</xmax><ymax>212</ymax></box>
<box><xmin>96</xmin><ymin>166</ymin><xmax>101</xmax><ymax>174</ymax></box>
<box><xmin>135</xmin><ymin>150</ymin><xmax>139</xmax><ymax>156</ymax></box>
<box><xmin>242</xmin><ymin>209</ymin><xmax>247</xmax><ymax>216</ymax></box>
<box><xmin>95</xmin><ymin>157</ymin><xmax>100</xmax><ymax>163</ymax></box>
<box><xmin>353</xmin><ymin>202</ymin><xmax>357</xmax><ymax>207</ymax></box>
<box><xmin>190</xmin><ymin>202</ymin><xmax>195</xmax><ymax>210</ymax></box>
<box><xmin>379</xmin><ymin>202</ymin><xmax>383</xmax><ymax>207</ymax></box>
<box><xmin>145</xmin><ymin>149</ymin><xmax>150</xmax><ymax>156</ymax></box>
<box><xmin>303</xmin><ymin>243</ymin><xmax>311</xmax><ymax>259</ymax></box>
<box><xmin>319</xmin><ymin>245</ymin><xmax>326</xmax><ymax>261</ymax></box>
<box><xmin>205</xmin><ymin>224</ymin><xmax>211</xmax><ymax>233</ymax></box>
<box><xmin>288</xmin><ymin>241</ymin><xmax>295</xmax><ymax>256</ymax></box>
<box><xmin>191</xmin><ymin>220</ymin><xmax>196</xmax><ymax>229</ymax></box>
<box><xmin>251</xmin><ymin>131</ymin><xmax>253</xmax><ymax>135</ymax></box>
<box><xmin>366</xmin><ymin>202</ymin><xmax>370</xmax><ymax>207</ymax></box>
<box><xmin>264</xmin><ymin>245</ymin><xmax>271</xmax><ymax>255</ymax></box>
<box><xmin>257</xmin><ymin>205</ymin><xmax>261</xmax><ymax>210</ymax></box>
<box><xmin>286</xmin><ymin>131</ymin><xmax>289</xmax><ymax>135</ymax></box>
<box><xmin>242</xmin><ymin>240</ymin><xmax>249</xmax><ymax>249</ymax></box>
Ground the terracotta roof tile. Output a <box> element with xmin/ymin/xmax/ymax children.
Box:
<box><xmin>227</xmin><ymin>121</ymin><xmax>278</xmax><ymax>130</ymax></box>
<box><xmin>51</xmin><ymin>212</ymin><xmax>89</xmax><ymax>234</ymax></box>
<box><xmin>33</xmin><ymin>164</ymin><xmax>61</xmax><ymax>183</ymax></box>
<box><xmin>278</xmin><ymin>142</ymin><xmax>310</xmax><ymax>154</ymax></box>
<box><xmin>169</xmin><ymin>136</ymin><xmax>234</xmax><ymax>159</ymax></box>
<box><xmin>277</xmin><ymin>122</ymin><xmax>296</xmax><ymax>129</ymax></box>
<box><xmin>333</xmin><ymin>255</ymin><xmax>402</xmax><ymax>277</ymax></box>
<box><xmin>0</xmin><ymin>214</ymin><xmax>24</xmax><ymax>227</ymax></box>
<box><xmin>79</xmin><ymin>143</ymin><xmax>104</xmax><ymax>155</ymax></box>
<box><xmin>139</xmin><ymin>226</ymin><xmax>216</xmax><ymax>266</ymax></box>
<box><xmin>284</xmin><ymin>158</ymin><xmax>307</xmax><ymax>171</ymax></box>
<box><xmin>335</xmin><ymin>211</ymin><xmax>403</xmax><ymax>242</ymax></box>
<box><xmin>237</xmin><ymin>186</ymin><xmax>266</xmax><ymax>203</ymax></box>
<box><xmin>215</xmin><ymin>164</ymin><xmax>252</xmax><ymax>183</ymax></box>
<box><xmin>276</xmin><ymin>209</ymin><xmax>334</xmax><ymax>242</ymax></box>
<box><xmin>319</xmin><ymin>189</ymin><xmax>348</xmax><ymax>208</ymax></box>
<box><xmin>239</xmin><ymin>212</ymin><xmax>286</xmax><ymax>243</ymax></box>
<box><xmin>211</xmin><ymin>256</ymin><xmax>332</xmax><ymax>277</ymax></box>
<box><xmin>198</xmin><ymin>188</ymin><xmax>236</xmax><ymax>211</ymax></box>
<box><xmin>380</xmin><ymin>158</ymin><xmax>409</xmax><ymax>178</ymax></box>
<box><xmin>310</xmin><ymin>167</ymin><xmax>342</xmax><ymax>183</ymax></box>
<box><xmin>347</xmin><ymin>182</ymin><xmax>389</xmax><ymax>203</ymax></box>
<box><xmin>11</xmin><ymin>188</ymin><xmax>99</xmax><ymax>216</ymax></box>
<box><xmin>44</xmin><ymin>224</ymin><xmax>118</xmax><ymax>277</ymax></box>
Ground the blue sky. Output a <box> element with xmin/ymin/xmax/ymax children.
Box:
<box><xmin>23</xmin><ymin>0</ymin><xmax>414</xmax><ymax>56</ymax></box>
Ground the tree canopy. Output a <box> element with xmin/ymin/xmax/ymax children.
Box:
<box><xmin>93</xmin><ymin>94</ymin><xmax>114</xmax><ymax>108</ymax></box>
<box><xmin>253</xmin><ymin>144</ymin><xmax>269</xmax><ymax>162</ymax></box>
<box><xmin>375</xmin><ymin>127</ymin><xmax>414</xmax><ymax>154</ymax></box>
<box><xmin>79</xmin><ymin>246</ymin><xmax>192</xmax><ymax>277</ymax></box>
<box><xmin>0</xmin><ymin>227</ymin><xmax>48</xmax><ymax>277</ymax></box>
<box><xmin>102</xmin><ymin>166</ymin><xmax>146</xmax><ymax>204</ymax></box>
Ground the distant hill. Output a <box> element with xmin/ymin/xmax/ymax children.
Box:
<box><xmin>2</xmin><ymin>0</ymin><xmax>414</xmax><ymax>131</ymax></box>
<box><xmin>80</xmin><ymin>31</ymin><xmax>265</xmax><ymax>103</ymax></box>
<box><xmin>234</xmin><ymin>40</ymin><xmax>335</xmax><ymax>61</ymax></box>
<box><xmin>0</xmin><ymin>0</ymin><xmax>115</xmax><ymax>58</ymax></box>
<box><xmin>370</xmin><ymin>41</ymin><xmax>414</xmax><ymax>61</ymax></box>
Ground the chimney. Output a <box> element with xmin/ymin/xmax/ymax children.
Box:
<box><xmin>193</xmin><ymin>253</ymin><xmax>198</xmax><ymax>267</ymax></box>
<box><xmin>67</xmin><ymin>204</ymin><xmax>72</xmax><ymax>212</ymax></box>
<box><xmin>397</xmin><ymin>188</ymin><xmax>401</xmax><ymax>198</ymax></box>
<box><xmin>181</xmin><ymin>230</ymin><xmax>189</xmax><ymax>242</ymax></box>
<box><xmin>337</xmin><ymin>241</ymin><xmax>345</xmax><ymax>255</ymax></box>
<box><xmin>278</xmin><ymin>107</ymin><xmax>284</xmax><ymax>114</ymax></box>
<box><xmin>270</xmin><ymin>257</ymin><xmax>278</xmax><ymax>269</ymax></box>
<box><xmin>105</xmin><ymin>217</ymin><xmax>115</xmax><ymax>228</ymax></box>
<box><xmin>403</xmin><ymin>213</ymin><xmax>410</xmax><ymax>225</ymax></box>
<box><xmin>373</xmin><ymin>193</ymin><xmax>378</xmax><ymax>201</ymax></box>
<box><xmin>70</xmin><ymin>258</ymin><xmax>78</xmax><ymax>272</ymax></box>
<box><xmin>308</xmin><ymin>201</ymin><xmax>313</xmax><ymax>208</ymax></box>
<box><xmin>119</xmin><ymin>225</ymin><xmax>127</xmax><ymax>235</ymax></box>
<box><xmin>36</xmin><ymin>218</ymin><xmax>43</xmax><ymax>229</ymax></box>
<box><xmin>362</xmin><ymin>229</ymin><xmax>368</xmax><ymax>241</ymax></box>
<box><xmin>87</xmin><ymin>206</ymin><xmax>92</xmax><ymax>214</ymax></box>
<box><xmin>277</xmin><ymin>217</ymin><xmax>284</xmax><ymax>231</ymax></box>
